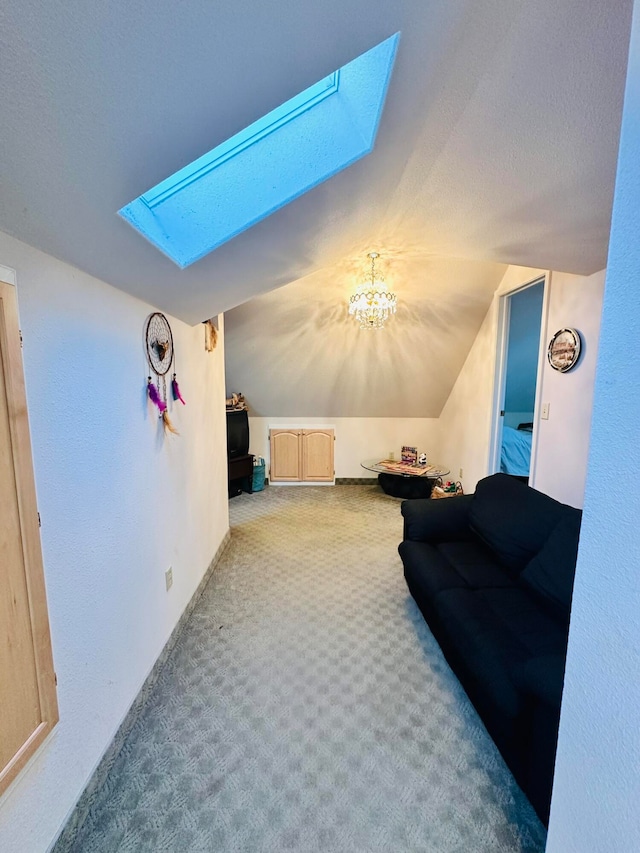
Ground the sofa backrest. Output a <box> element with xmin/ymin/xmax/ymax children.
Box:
<box><xmin>519</xmin><ymin>511</ymin><xmax>582</xmax><ymax>614</ymax></box>
<box><xmin>469</xmin><ymin>474</ymin><xmax>578</xmax><ymax>574</ymax></box>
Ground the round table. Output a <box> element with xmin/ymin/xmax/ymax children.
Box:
<box><xmin>361</xmin><ymin>459</ymin><xmax>450</xmax><ymax>499</ymax></box>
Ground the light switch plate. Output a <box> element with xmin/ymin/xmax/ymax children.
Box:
<box><xmin>541</xmin><ymin>402</ymin><xmax>550</xmax><ymax>420</ymax></box>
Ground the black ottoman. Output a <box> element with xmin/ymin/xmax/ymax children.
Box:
<box><xmin>377</xmin><ymin>473</ymin><xmax>436</xmax><ymax>499</ymax></box>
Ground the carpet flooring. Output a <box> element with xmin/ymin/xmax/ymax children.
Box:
<box><xmin>66</xmin><ymin>485</ymin><xmax>546</xmax><ymax>852</ymax></box>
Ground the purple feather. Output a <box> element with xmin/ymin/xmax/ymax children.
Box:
<box><xmin>172</xmin><ymin>376</ymin><xmax>186</xmax><ymax>405</ymax></box>
<box><xmin>147</xmin><ymin>380</ymin><xmax>166</xmax><ymax>412</ymax></box>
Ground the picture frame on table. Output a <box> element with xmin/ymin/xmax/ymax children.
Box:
<box><xmin>401</xmin><ymin>445</ymin><xmax>418</xmax><ymax>464</ymax></box>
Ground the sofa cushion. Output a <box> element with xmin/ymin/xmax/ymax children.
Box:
<box><xmin>469</xmin><ymin>474</ymin><xmax>571</xmax><ymax>573</ymax></box>
<box><xmin>400</xmin><ymin>541</ymin><xmax>467</xmax><ymax>600</ymax></box>
<box><xmin>435</xmin><ymin>541</ymin><xmax>514</xmax><ymax>589</ymax></box>
<box><xmin>400</xmin><ymin>539</ymin><xmax>515</xmax><ymax>602</ymax></box>
<box><xmin>401</xmin><ymin>494</ymin><xmax>474</xmax><ymax>542</ymax></box>
<box><xmin>519</xmin><ymin>510</ymin><xmax>582</xmax><ymax>613</ymax></box>
<box><xmin>435</xmin><ymin>587</ymin><xmax>569</xmax><ymax>723</ymax></box>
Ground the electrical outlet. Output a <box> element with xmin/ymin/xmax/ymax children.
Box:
<box><xmin>165</xmin><ymin>567</ymin><xmax>173</xmax><ymax>591</ymax></box>
<box><xmin>459</xmin><ymin>468</ymin><xmax>463</xmax><ymax>479</ymax></box>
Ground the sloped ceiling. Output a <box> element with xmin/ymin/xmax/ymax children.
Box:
<box><xmin>224</xmin><ymin>252</ymin><xmax>507</xmax><ymax>417</ymax></box>
<box><xmin>0</xmin><ymin>0</ymin><xmax>633</xmax><ymax>326</ymax></box>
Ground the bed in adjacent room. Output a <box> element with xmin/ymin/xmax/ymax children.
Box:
<box><xmin>500</xmin><ymin>425</ymin><xmax>532</xmax><ymax>477</ymax></box>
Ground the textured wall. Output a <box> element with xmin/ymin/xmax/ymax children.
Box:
<box><xmin>0</xmin><ymin>234</ymin><xmax>229</xmax><ymax>853</ymax></box>
<box><xmin>436</xmin><ymin>264</ymin><xmax>604</xmax><ymax>506</ymax></box>
<box><xmin>533</xmin><ymin>270</ymin><xmax>606</xmax><ymax>506</ymax></box>
<box><xmin>547</xmin><ymin>4</ymin><xmax>640</xmax><ymax>848</ymax></box>
<box><xmin>436</xmin><ymin>266</ymin><xmax>546</xmax><ymax>491</ymax></box>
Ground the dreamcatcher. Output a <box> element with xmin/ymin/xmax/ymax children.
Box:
<box><xmin>145</xmin><ymin>312</ymin><xmax>185</xmax><ymax>435</ymax></box>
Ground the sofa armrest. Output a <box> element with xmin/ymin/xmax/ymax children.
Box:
<box><xmin>511</xmin><ymin>654</ymin><xmax>566</xmax><ymax>708</ymax></box>
<box><xmin>401</xmin><ymin>494</ymin><xmax>474</xmax><ymax>542</ymax></box>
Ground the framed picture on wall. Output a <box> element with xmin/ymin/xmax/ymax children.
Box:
<box><xmin>548</xmin><ymin>328</ymin><xmax>582</xmax><ymax>372</ymax></box>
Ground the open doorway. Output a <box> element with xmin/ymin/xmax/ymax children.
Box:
<box><xmin>491</xmin><ymin>277</ymin><xmax>546</xmax><ymax>483</ymax></box>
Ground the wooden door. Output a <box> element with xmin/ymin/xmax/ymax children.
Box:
<box><xmin>269</xmin><ymin>429</ymin><xmax>301</xmax><ymax>481</ymax></box>
<box><xmin>301</xmin><ymin>429</ymin><xmax>334</xmax><ymax>482</ymax></box>
<box><xmin>0</xmin><ymin>280</ymin><xmax>58</xmax><ymax>796</ymax></box>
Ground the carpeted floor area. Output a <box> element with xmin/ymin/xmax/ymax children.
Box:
<box><xmin>66</xmin><ymin>485</ymin><xmax>546</xmax><ymax>852</ymax></box>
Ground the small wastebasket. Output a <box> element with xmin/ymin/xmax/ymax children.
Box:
<box><xmin>252</xmin><ymin>457</ymin><xmax>266</xmax><ymax>492</ymax></box>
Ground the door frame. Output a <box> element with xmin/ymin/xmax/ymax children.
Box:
<box><xmin>488</xmin><ymin>272</ymin><xmax>551</xmax><ymax>485</ymax></box>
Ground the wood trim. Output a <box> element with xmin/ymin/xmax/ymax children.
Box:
<box><xmin>0</xmin><ymin>280</ymin><xmax>58</xmax><ymax>797</ymax></box>
<box><xmin>0</xmin><ymin>722</ymin><xmax>52</xmax><ymax>791</ymax></box>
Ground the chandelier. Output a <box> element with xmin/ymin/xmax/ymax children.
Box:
<box><xmin>348</xmin><ymin>252</ymin><xmax>397</xmax><ymax>329</ymax></box>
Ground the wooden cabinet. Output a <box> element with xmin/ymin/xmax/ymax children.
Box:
<box><xmin>270</xmin><ymin>428</ymin><xmax>334</xmax><ymax>483</ymax></box>
<box><xmin>0</xmin><ymin>280</ymin><xmax>58</xmax><ymax>797</ymax></box>
<box><xmin>301</xmin><ymin>430</ymin><xmax>334</xmax><ymax>481</ymax></box>
<box><xmin>270</xmin><ymin>430</ymin><xmax>302</xmax><ymax>481</ymax></box>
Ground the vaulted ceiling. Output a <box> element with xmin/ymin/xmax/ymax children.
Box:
<box><xmin>1</xmin><ymin>1</ymin><xmax>633</xmax><ymax>417</ymax></box>
<box><xmin>0</xmin><ymin>0</ymin><xmax>633</xmax><ymax>326</ymax></box>
<box><xmin>224</xmin><ymin>254</ymin><xmax>508</xmax><ymax>417</ymax></box>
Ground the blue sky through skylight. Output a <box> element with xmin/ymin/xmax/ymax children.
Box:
<box><xmin>119</xmin><ymin>33</ymin><xmax>399</xmax><ymax>268</ymax></box>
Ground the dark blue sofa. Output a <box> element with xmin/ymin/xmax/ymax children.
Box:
<box><xmin>398</xmin><ymin>473</ymin><xmax>582</xmax><ymax>824</ymax></box>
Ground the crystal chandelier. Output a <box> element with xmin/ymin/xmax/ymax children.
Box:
<box><xmin>348</xmin><ymin>252</ymin><xmax>397</xmax><ymax>329</ymax></box>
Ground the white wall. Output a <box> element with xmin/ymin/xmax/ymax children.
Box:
<box><xmin>547</xmin><ymin>3</ymin><xmax>640</xmax><ymax>848</ymax></box>
<box><xmin>533</xmin><ymin>270</ymin><xmax>606</xmax><ymax>506</ymax></box>
<box><xmin>436</xmin><ymin>266</ymin><xmax>546</xmax><ymax>490</ymax></box>
<box><xmin>249</xmin><ymin>417</ymin><xmax>440</xmax><ymax>478</ymax></box>
<box><xmin>436</xmin><ymin>265</ymin><xmax>604</xmax><ymax>507</ymax></box>
<box><xmin>0</xmin><ymin>233</ymin><xmax>229</xmax><ymax>853</ymax></box>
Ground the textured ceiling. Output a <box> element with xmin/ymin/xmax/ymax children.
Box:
<box><xmin>0</xmin><ymin>0</ymin><xmax>633</xmax><ymax>324</ymax></box>
<box><xmin>224</xmin><ymin>252</ymin><xmax>508</xmax><ymax>417</ymax></box>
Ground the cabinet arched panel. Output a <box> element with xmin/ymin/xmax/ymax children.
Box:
<box><xmin>269</xmin><ymin>430</ymin><xmax>302</xmax><ymax>481</ymax></box>
<box><xmin>302</xmin><ymin>430</ymin><xmax>334</xmax><ymax>481</ymax></box>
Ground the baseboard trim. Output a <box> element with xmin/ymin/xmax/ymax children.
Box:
<box><xmin>50</xmin><ymin>529</ymin><xmax>232</xmax><ymax>853</ymax></box>
<box><xmin>262</xmin><ymin>478</ymin><xmax>377</xmax><ymax>486</ymax></box>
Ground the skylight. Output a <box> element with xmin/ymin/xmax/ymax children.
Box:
<box><xmin>119</xmin><ymin>33</ymin><xmax>400</xmax><ymax>268</ymax></box>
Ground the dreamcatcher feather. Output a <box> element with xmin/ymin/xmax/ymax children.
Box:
<box><xmin>172</xmin><ymin>374</ymin><xmax>186</xmax><ymax>405</ymax></box>
<box><xmin>162</xmin><ymin>410</ymin><xmax>179</xmax><ymax>434</ymax></box>
<box><xmin>147</xmin><ymin>380</ymin><xmax>166</xmax><ymax>413</ymax></box>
